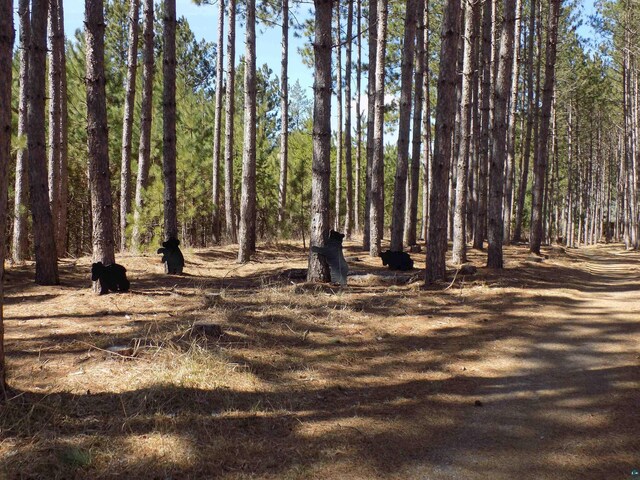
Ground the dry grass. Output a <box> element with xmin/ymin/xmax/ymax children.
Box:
<box><xmin>1</xmin><ymin>239</ymin><xmax>639</xmax><ymax>479</ymax></box>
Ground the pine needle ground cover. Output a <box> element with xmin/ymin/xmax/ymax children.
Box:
<box><xmin>0</xmin><ymin>242</ymin><xmax>638</xmax><ymax>479</ymax></box>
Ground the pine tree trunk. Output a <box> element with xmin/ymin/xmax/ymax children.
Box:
<box><xmin>503</xmin><ymin>0</ymin><xmax>522</xmax><ymax>244</ymax></box>
<box><xmin>473</xmin><ymin>0</ymin><xmax>492</xmax><ymax>250</ymax></box>
<box><xmin>404</xmin><ymin>0</ymin><xmax>425</xmax><ymax>248</ymax></box>
<box><xmin>421</xmin><ymin>0</ymin><xmax>431</xmax><ymax>241</ymax></box>
<box><xmin>224</xmin><ymin>0</ymin><xmax>237</xmax><ymax>242</ymax></box>
<box><xmin>334</xmin><ymin>3</ymin><xmax>343</xmax><ymax>231</ymax></box>
<box><xmin>513</xmin><ymin>0</ymin><xmax>537</xmax><ymax>242</ymax></box>
<box><xmin>212</xmin><ymin>0</ymin><xmax>225</xmax><ymax>243</ymax></box>
<box><xmin>486</xmin><ymin>0</ymin><xmax>517</xmax><ymax>269</ymax></box>
<box><xmin>119</xmin><ymin>0</ymin><xmax>140</xmax><ymax>251</ymax></box>
<box><xmin>363</xmin><ymin>0</ymin><xmax>377</xmax><ymax>251</ymax></box>
<box><xmin>132</xmin><ymin>0</ymin><xmax>154</xmax><ymax>252</ymax></box>
<box><xmin>277</xmin><ymin>0</ymin><xmax>289</xmax><ymax>230</ymax></box>
<box><xmin>163</xmin><ymin>0</ymin><xmax>178</xmax><ymax>241</ymax></box>
<box><xmin>29</xmin><ymin>0</ymin><xmax>59</xmax><ymax>285</ymax></box>
<box><xmin>343</xmin><ymin>0</ymin><xmax>354</xmax><ymax>238</ymax></box>
<box><xmin>425</xmin><ymin>0</ymin><xmax>461</xmax><ymax>283</ymax></box>
<box><xmin>13</xmin><ymin>0</ymin><xmax>30</xmax><ymax>264</ymax></box>
<box><xmin>238</xmin><ymin>0</ymin><xmax>257</xmax><ymax>262</ymax></box>
<box><xmin>452</xmin><ymin>0</ymin><xmax>477</xmax><ymax>265</ymax></box>
<box><xmin>48</xmin><ymin>0</ymin><xmax>63</xmax><ymax>246</ymax></box>
<box><xmin>354</xmin><ymin>0</ymin><xmax>362</xmax><ymax>233</ymax></box>
<box><xmin>369</xmin><ymin>0</ymin><xmax>388</xmax><ymax>257</ymax></box>
<box><xmin>0</xmin><ymin>0</ymin><xmax>14</xmax><ymax>390</ymax></box>
<box><xmin>530</xmin><ymin>0</ymin><xmax>560</xmax><ymax>255</ymax></box>
<box><xmin>390</xmin><ymin>0</ymin><xmax>417</xmax><ymax>252</ymax></box>
<box><xmin>57</xmin><ymin>0</ymin><xmax>69</xmax><ymax>257</ymax></box>
<box><xmin>86</xmin><ymin>0</ymin><xmax>116</xmax><ymax>282</ymax></box>
<box><xmin>307</xmin><ymin>0</ymin><xmax>332</xmax><ymax>282</ymax></box>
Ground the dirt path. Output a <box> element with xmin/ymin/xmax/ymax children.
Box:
<box><xmin>402</xmin><ymin>246</ymin><xmax>640</xmax><ymax>479</ymax></box>
<box><xmin>0</xmin><ymin>244</ymin><xmax>638</xmax><ymax>479</ymax></box>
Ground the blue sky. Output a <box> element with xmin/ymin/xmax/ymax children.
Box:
<box><xmin>12</xmin><ymin>0</ymin><xmax>600</xmax><ymax>128</ymax></box>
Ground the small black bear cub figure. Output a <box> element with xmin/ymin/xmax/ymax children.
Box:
<box><xmin>91</xmin><ymin>262</ymin><xmax>130</xmax><ymax>295</ymax></box>
<box><xmin>311</xmin><ymin>230</ymin><xmax>348</xmax><ymax>285</ymax></box>
<box><xmin>380</xmin><ymin>250</ymin><xmax>414</xmax><ymax>271</ymax></box>
<box><xmin>157</xmin><ymin>237</ymin><xmax>184</xmax><ymax>274</ymax></box>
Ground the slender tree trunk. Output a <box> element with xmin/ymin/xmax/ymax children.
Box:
<box><xmin>48</xmin><ymin>0</ymin><xmax>63</xmax><ymax>246</ymax></box>
<box><xmin>212</xmin><ymin>0</ymin><xmax>225</xmax><ymax>243</ymax></box>
<box><xmin>405</xmin><ymin>0</ymin><xmax>425</xmax><ymax>247</ymax></box>
<box><xmin>307</xmin><ymin>0</ymin><xmax>332</xmax><ymax>282</ymax></box>
<box><xmin>530</xmin><ymin>0</ymin><xmax>560</xmax><ymax>255</ymax></box>
<box><xmin>425</xmin><ymin>0</ymin><xmax>461</xmax><ymax>283</ymax></box>
<box><xmin>421</xmin><ymin>0</ymin><xmax>432</xmax><ymax>241</ymax></box>
<box><xmin>335</xmin><ymin>2</ymin><xmax>343</xmax><ymax>231</ymax></box>
<box><xmin>343</xmin><ymin>0</ymin><xmax>354</xmax><ymax>237</ymax></box>
<box><xmin>503</xmin><ymin>0</ymin><xmax>522</xmax><ymax>243</ymax></box>
<box><xmin>369</xmin><ymin>0</ymin><xmax>388</xmax><ymax>257</ymax></box>
<box><xmin>29</xmin><ymin>0</ymin><xmax>59</xmax><ymax>285</ymax></box>
<box><xmin>363</xmin><ymin>0</ymin><xmax>377</xmax><ymax>251</ymax></box>
<box><xmin>513</xmin><ymin>0</ymin><xmax>537</xmax><ymax>242</ymax></box>
<box><xmin>354</xmin><ymin>0</ymin><xmax>362</xmax><ymax>233</ymax></box>
<box><xmin>224</xmin><ymin>0</ymin><xmax>237</xmax><ymax>242</ymax></box>
<box><xmin>163</xmin><ymin>0</ymin><xmax>178</xmax><ymax>241</ymax></box>
<box><xmin>452</xmin><ymin>0</ymin><xmax>477</xmax><ymax>265</ymax></box>
<box><xmin>58</xmin><ymin>0</ymin><xmax>69</xmax><ymax>257</ymax></box>
<box><xmin>132</xmin><ymin>0</ymin><xmax>154</xmax><ymax>252</ymax></box>
<box><xmin>86</xmin><ymin>0</ymin><xmax>116</xmax><ymax>283</ymax></box>
<box><xmin>277</xmin><ymin>0</ymin><xmax>289</xmax><ymax>230</ymax></box>
<box><xmin>0</xmin><ymin>0</ymin><xmax>14</xmax><ymax>391</ymax></box>
<box><xmin>390</xmin><ymin>0</ymin><xmax>417</xmax><ymax>251</ymax></box>
<box><xmin>487</xmin><ymin>0</ymin><xmax>517</xmax><ymax>269</ymax></box>
<box><xmin>238</xmin><ymin>0</ymin><xmax>257</xmax><ymax>262</ymax></box>
<box><xmin>119</xmin><ymin>0</ymin><xmax>140</xmax><ymax>251</ymax></box>
<box><xmin>13</xmin><ymin>0</ymin><xmax>30</xmax><ymax>264</ymax></box>
<box><xmin>473</xmin><ymin>0</ymin><xmax>492</xmax><ymax>250</ymax></box>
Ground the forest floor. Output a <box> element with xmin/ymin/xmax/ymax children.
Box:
<box><xmin>0</xmin><ymin>240</ymin><xmax>638</xmax><ymax>479</ymax></box>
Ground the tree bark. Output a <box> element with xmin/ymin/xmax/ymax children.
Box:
<box><xmin>473</xmin><ymin>0</ymin><xmax>492</xmax><ymax>250</ymax></box>
<box><xmin>335</xmin><ymin>2</ymin><xmax>343</xmax><ymax>231</ymax></box>
<box><xmin>343</xmin><ymin>0</ymin><xmax>354</xmax><ymax>237</ymax></box>
<box><xmin>530</xmin><ymin>0</ymin><xmax>560</xmax><ymax>255</ymax></box>
<box><xmin>390</xmin><ymin>0</ymin><xmax>417</xmax><ymax>251</ymax></box>
<box><xmin>29</xmin><ymin>0</ymin><xmax>59</xmax><ymax>285</ymax></box>
<box><xmin>354</xmin><ymin>0</ymin><xmax>362</xmax><ymax>233</ymax></box>
<box><xmin>132</xmin><ymin>0</ymin><xmax>154</xmax><ymax>252</ymax></box>
<box><xmin>163</xmin><ymin>0</ymin><xmax>178</xmax><ymax>241</ymax></box>
<box><xmin>86</xmin><ymin>0</ymin><xmax>116</xmax><ymax>281</ymax></box>
<box><xmin>363</xmin><ymin>0</ymin><xmax>377</xmax><ymax>251</ymax></box>
<box><xmin>503</xmin><ymin>0</ymin><xmax>522</xmax><ymax>243</ymax></box>
<box><xmin>212</xmin><ymin>0</ymin><xmax>225</xmax><ymax>243</ymax></box>
<box><xmin>277</xmin><ymin>0</ymin><xmax>289</xmax><ymax>230</ymax></box>
<box><xmin>452</xmin><ymin>0</ymin><xmax>477</xmax><ymax>265</ymax></box>
<box><xmin>13</xmin><ymin>0</ymin><xmax>30</xmax><ymax>264</ymax></box>
<box><xmin>404</xmin><ymin>0</ymin><xmax>425</xmax><ymax>248</ymax></box>
<box><xmin>119</xmin><ymin>0</ymin><xmax>140</xmax><ymax>251</ymax></box>
<box><xmin>425</xmin><ymin>0</ymin><xmax>461</xmax><ymax>283</ymax></box>
<box><xmin>238</xmin><ymin>0</ymin><xmax>257</xmax><ymax>262</ymax></box>
<box><xmin>57</xmin><ymin>0</ymin><xmax>69</xmax><ymax>257</ymax></box>
<box><xmin>307</xmin><ymin>0</ymin><xmax>333</xmax><ymax>282</ymax></box>
<box><xmin>224</xmin><ymin>0</ymin><xmax>237</xmax><ymax>242</ymax></box>
<box><xmin>487</xmin><ymin>0</ymin><xmax>517</xmax><ymax>269</ymax></box>
<box><xmin>421</xmin><ymin>0</ymin><xmax>431</xmax><ymax>241</ymax></box>
<box><xmin>0</xmin><ymin>0</ymin><xmax>14</xmax><ymax>391</ymax></box>
<box><xmin>369</xmin><ymin>0</ymin><xmax>388</xmax><ymax>257</ymax></box>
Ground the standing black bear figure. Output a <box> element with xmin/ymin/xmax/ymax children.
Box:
<box><xmin>380</xmin><ymin>250</ymin><xmax>414</xmax><ymax>271</ymax></box>
<box><xmin>91</xmin><ymin>262</ymin><xmax>130</xmax><ymax>294</ymax></box>
<box><xmin>311</xmin><ymin>230</ymin><xmax>349</xmax><ymax>285</ymax></box>
<box><xmin>157</xmin><ymin>237</ymin><xmax>184</xmax><ymax>274</ymax></box>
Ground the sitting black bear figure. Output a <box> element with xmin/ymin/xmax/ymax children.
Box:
<box><xmin>311</xmin><ymin>230</ymin><xmax>349</xmax><ymax>285</ymax></box>
<box><xmin>380</xmin><ymin>250</ymin><xmax>414</xmax><ymax>271</ymax></box>
<box><xmin>157</xmin><ymin>237</ymin><xmax>184</xmax><ymax>274</ymax></box>
<box><xmin>91</xmin><ymin>262</ymin><xmax>130</xmax><ymax>295</ymax></box>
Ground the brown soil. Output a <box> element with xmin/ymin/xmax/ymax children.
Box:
<box><xmin>1</xmin><ymin>241</ymin><xmax>638</xmax><ymax>479</ymax></box>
